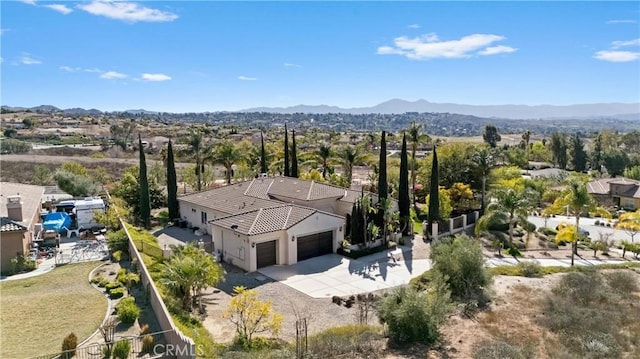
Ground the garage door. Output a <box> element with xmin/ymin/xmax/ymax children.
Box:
<box><xmin>297</xmin><ymin>231</ymin><xmax>333</xmax><ymax>261</ymax></box>
<box><xmin>256</xmin><ymin>240</ymin><xmax>277</xmax><ymax>268</ymax></box>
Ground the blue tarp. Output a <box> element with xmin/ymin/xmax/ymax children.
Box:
<box><xmin>42</xmin><ymin>212</ymin><xmax>71</xmax><ymax>233</ymax></box>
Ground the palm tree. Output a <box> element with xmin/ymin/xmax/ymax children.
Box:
<box><xmin>337</xmin><ymin>145</ymin><xmax>364</xmax><ymax>185</ymax></box>
<box><xmin>522</xmin><ymin>130</ymin><xmax>531</xmax><ymax>162</ymax></box>
<box><xmin>159</xmin><ymin>244</ymin><xmax>223</xmax><ymax>312</ymax></box>
<box><xmin>408</xmin><ymin>121</ymin><xmax>432</xmax><ymax>208</ymax></box>
<box><xmin>211</xmin><ymin>140</ymin><xmax>245</xmax><ymax>185</ymax></box>
<box><xmin>183</xmin><ymin>130</ymin><xmax>213</xmax><ymax>191</ymax></box>
<box><xmin>316</xmin><ymin>143</ymin><xmax>333</xmax><ymax>179</ymax></box>
<box><xmin>477</xmin><ymin>187</ymin><xmax>535</xmax><ymax>246</ymax></box>
<box><xmin>473</xmin><ymin>147</ymin><xmax>495</xmax><ymax>213</ymax></box>
<box><xmin>543</xmin><ymin>178</ymin><xmax>599</xmax><ymax>265</ymax></box>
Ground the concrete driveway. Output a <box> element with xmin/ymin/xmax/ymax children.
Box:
<box><xmin>258</xmin><ymin>246</ymin><xmax>431</xmax><ymax>298</ymax></box>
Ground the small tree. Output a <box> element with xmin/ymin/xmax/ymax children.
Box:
<box><xmin>482</xmin><ymin>125</ymin><xmax>501</xmax><ymax>148</ymax></box>
<box><xmin>377</xmin><ymin>131</ymin><xmax>388</xmax><ymax>227</ymax></box>
<box><xmin>61</xmin><ymin>332</ymin><xmax>77</xmax><ymax>359</ymax></box>
<box><xmin>291</xmin><ymin>129</ymin><xmax>298</xmax><ymax>178</ymax></box>
<box><xmin>260</xmin><ymin>131</ymin><xmax>268</xmax><ymax>174</ymax></box>
<box><xmin>138</xmin><ymin>134</ymin><xmax>151</xmax><ymax>229</ymax></box>
<box><xmin>224</xmin><ymin>286</ymin><xmax>283</xmax><ymax>343</ymax></box>
<box><xmin>427</xmin><ymin>146</ymin><xmax>440</xmax><ymax>234</ymax></box>
<box><xmin>430</xmin><ymin>234</ymin><xmax>491</xmax><ymax>304</ymax></box>
<box><xmin>399</xmin><ymin>133</ymin><xmax>410</xmax><ymax>236</ymax></box>
<box><xmin>166</xmin><ymin>139</ymin><xmax>179</xmax><ymax>220</ymax></box>
<box><xmin>615</xmin><ymin>210</ymin><xmax>640</xmax><ymax>242</ymax></box>
<box><xmin>284</xmin><ymin>124</ymin><xmax>290</xmax><ymax>177</ymax></box>
<box><xmin>377</xmin><ymin>272</ymin><xmax>451</xmax><ymax>344</ymax></box>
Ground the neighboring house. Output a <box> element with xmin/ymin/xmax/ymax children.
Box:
<box><xmin>587</xmin><ymin>177</ymin><xmax>640</xmax><ymax>210</ymax></box>
<box><xmin>0</xmin><ymin>183</ymin><xmax>45</xmax><ymax>273</ymax></box>
<box><xmin>178</xmin><ymin>177</ymin><xmax>375</xmax><ymax>272</ymax></box>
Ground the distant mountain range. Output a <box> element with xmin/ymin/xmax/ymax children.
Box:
<box><xmin>242</xmin><ymin>99</ymin><xmax>640</xmax><ymax>120</ymax></box>
<box><xmin>3</xmin><ymin>99</ymin><xmax>639</xmax><ymax>120</ymax></box>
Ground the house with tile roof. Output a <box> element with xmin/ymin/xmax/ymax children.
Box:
<box><xmin>178</xmin><ymin>177</ymin><xmax>376</xmax><ymax>272</ymax></box>
<box><xmin>1</xmin><ymin>182</ymin><xmax>45</xmax><ymax>273</ymax></box>
<box><xmin>587</xmin><ymin>177</ymin><xmax>640</xmax><ymax>210</ymax></box>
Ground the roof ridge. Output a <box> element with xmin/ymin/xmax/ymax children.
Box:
<box><xmin>248</xmin><ymin>208</ymin><xmax>263</xmax><ymax>235</ymax></box>
<box><xmin>307</xmin><ymin>181</ymin><xmax>314</xmax><ymax>201</ymax></box>
<box><xmin>283</xmin><ymin>206</ymin><xmax>293</xmax><ymax>230</ymax></box>
<box><xmin>265</xmin><ymin>178</ymin><xmax>274</xmax><ymax>195</ymax></box>
<box><xmin>244</xmin><ymin>179</ymin><xmax>255</xmax><ymax>196</ymax></box>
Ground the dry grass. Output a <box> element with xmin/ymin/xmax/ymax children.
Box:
<box><xmin>0</xmin><ymin>261</ymin><xmax>107</xmax><ymax>358</ymax></box>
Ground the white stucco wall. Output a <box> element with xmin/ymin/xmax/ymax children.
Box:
<box><xmin>286</xmin><ymin>213</ymin><xmax>345</xmax><ymax>264</ymax></box>
<box><xmin>210</xmin><ymin>212</ymin><xmax>345</xmax><ymax>272</ymax></box>
<box><xmin>178</xmin><ymin>201</ymin><xmax>227</xmax><ymax>234</ymax></box>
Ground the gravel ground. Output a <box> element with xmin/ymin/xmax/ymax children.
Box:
<box><xmin>201</xmin><ymin>236</ymin><xmax>432</xmax><ymax>344</ymax></box>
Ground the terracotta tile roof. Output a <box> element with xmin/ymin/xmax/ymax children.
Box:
<box><xmin>267</xmin><ymin>178</ymin><xmax>346</xmax><ymax>201</ymax></box>
<box><xmin>0</xmin><ymin>217</ymin><xmax>27</xmax><ymax>232</ymax></box>
<box><xmin>178</xmin><ymin>181</ymin><xmax>281</xmax><ymax>215</ymax></box>
<box><xmin>210</xmin><ymin>205</ymin><xmax>335</xmax><ymax>236</ymax></box>
<box><xmin>587</xmin><ymin>177</ymin><xmax>640</xmax><ymax>198</ymax></box>
<box><xmin>179</xmin><ymin>177</ymin><xmax>363</xmax><ymax>215</ymax></box>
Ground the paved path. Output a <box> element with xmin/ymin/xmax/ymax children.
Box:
<box><xmin>528</xmin><ymin>214</ymin><xmax>630</xmax><ymax>243</ymax></box>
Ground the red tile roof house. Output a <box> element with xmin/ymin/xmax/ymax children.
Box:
<box><xmin>587</xmin><ymin>177</ymin><xmax>640</xmax><ymax>210</ymax></box>
<box><xmin>0</xmin><ymin>183</ymin><xmax>45</xmax><ymax>274</ymax></box>
<box><xmin>178</xmin><ymin>177</ymin><xmax>377</xmax><ymax>272</ymax></box>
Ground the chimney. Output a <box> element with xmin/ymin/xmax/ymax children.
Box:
<box><xmin>6</xmin><ymin>195</ymin><xmax>23</xmax><ymax>222</ymax></box>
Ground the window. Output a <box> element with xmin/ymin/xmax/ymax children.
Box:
<box><xmin>201</xmin><ymin>211</ymin><xmax>208</xmax><ymax>224</ymax></box>
<box><xmin>191</xmin><ymin>208</ymin><xmax>196</xmax><ymax>213</ymax></box>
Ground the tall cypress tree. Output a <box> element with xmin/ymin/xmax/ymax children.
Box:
<box><xmin>428</xmin><ymin>146</ymin><xmax>440</xmax><ymax>235</ymax></box>
<box><xmin>260</xmin><ymin>131</ymin><xmax>267</xmax><ymax>174</ymax></box>
<box><xmin>291</xmin><ymin>129</ymin><xmax>298</xmax><ymax>178</ymax></box>
<box><xmin>166</xmin><ymin>139</ymin><xmax>179</xmax><ymax>220</ymax></box>
<box><xmin>284</xmin><ymin>124</ymin><xmax>290</xmax><ymax>177</ymax></box>
<box><xmin>376</xmin><ymin>130</ymin><xmax>388</xmax><ymax>227</ymax></box>
<box><xmin>399</xmin><ymin>133</ymin><xmax>410</xmax><ymax>236</ymax></box>
<box><xmin>138</xmin><ymin>134</ymin><xmax>151</xmax><ymax>229</ymax></box>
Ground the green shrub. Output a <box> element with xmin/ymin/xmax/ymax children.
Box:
<box><xmin>516</xmin><ymin>261</ymin><xmax>542</xmax><ymax>278</ymax></box>
<box><xmin>473</xmin><ymin>339</ymin><xmax>528</xmax><ymax>359</ymax></box>
<box><xmin>112</xmin><ymin>250</ymin><xmax>122</xmax><ymax>262</ymax></box>
<box><xmin>430</xmin><ymin>234</ymin><xmax>491</xmax><ymax>304</ymax></box>
<box><xmin>111</xmin><ymin>339</ymin><xmax>131</xmax><ymax>359</ymax></box>
<box><xmin>377</xmin><ymin>273</ymin><xmax>451</xmax><ymax>344</ymax></box>
<box><xmin>116</xmin><ymin>268</ymin><xmax>127</xmax><ymax>282</ymax></box>
<box><xmin>10</xmin><ymin>254</ymin><xmax>37</xmax><ymax>274</ymax></box>
<box><xmin>107</xmin><ymin>229</ymin><xmax>129</xmax><ymax>253</ymax></box>
<box><xmin>97</xmin><ymin>278</ymin><xmax>109</xmax><ymax>287</ymax></box>
<box><xmin>109</xmin><ymin>287</ymin><xmax>125</xmax><ymax>299</ymax></box>
<box><xmin>307</xmin><ymin>324</ymin><xmax>383</xmax><ymax>357</ymax></box>
<box><xmin>61</xmin><ymin>332</ymin><xmax>78</xmax><ymax>359</ymax></box>
<box><xmin>142</xmin><ymin>335</ymin><xmax>154</xmax><ymax>353</ymax></box>
<box><xmin>116</xmin><ymin>297</ymin><xmax>140</xmax><ymax>325</ymax></box>
<box><xmin>105</xmin><ymin>281</ymin><xmax>122</xmax><ymax>293</ymax></box>
<box><xmin>539</xmin><ymin>227</ymin><xmax>557</xmax><ymax>236</ymax></box>
<box><xmin>604</xmin><ymin>270</ymin><xmax>638</xmax><ymax>297</ymax></box>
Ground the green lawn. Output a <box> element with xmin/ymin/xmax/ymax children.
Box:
<box><xmin>0</xmin><ymin>261</ymin><xmax>107</xmax><ymax>358</ymax></box>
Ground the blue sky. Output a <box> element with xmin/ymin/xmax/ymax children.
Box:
<box><xmin>1</xmin><ymin>1</ymin><xmax>639</xmax><ymax>112</ymax></box>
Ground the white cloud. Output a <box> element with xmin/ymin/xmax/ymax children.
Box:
<box><xmin>21</xmin><ymin>55</ymin><xmax>42</xmax><ymax>65</ymax></box>
<box><xmin>408</xmin><ymin>24</ymin><xmax>421</xmax><ymax>29</ymax></box>
<box><xmin>594</xmin><ymin>38</ymin><xmax>640</xmax><ymax>62</ymax></box>
<box><xmin>77</xmin><ymin>1</ymin><xmax>178</xmax><ymax>23</ymax></box>
<box><xmin>478</xmin><ymin>45</ymin><xmax>518</xmax><ymax>55</ymax></box>
<box><xmin>594</xmin><ymin>50</ymin><xmax>640</xmax><ymax>62</ymax></box>
<box><xmin>100</xmin><ymin>71</ymin><xmax>128</xmax><ymax>79</ymax></box>
<box><xmin>238</xmin><ymin>76</ymin><xmax>257</xmax><ymax>81</ymax></box>
<box><xmin>606</xmin><ymin>19</ymin><xmax>637</xmax><ymax>24</ymax></box>
<box><xmin>141</xmin><ymin>73</ymin><xmax>171</xmax><ymax>81</ymax></box>
<box><xmin>19</xmin><ymin>0</ymin><xmax>37</xmax><ymax>5</ymax></box>
<box><xmin>60</xmin><ymin>66</ymin><xmax>103</xmax><ymax>73</ymax></box>
<box><xmin>377</xmin><ymin>32</ymin><xmax>515</xmax><ymax>60</ymax></box>
<box><xmin>0</xmin><ymin>29</ymin><xmax>8</xmax><ymax>36</ymax></box>
<box><xmin>284</xmin><ymin>63</ymin><xmax>302</xmax><ymax>68</ymax></box>
<box><xmin>611</xmin><ymin>38</ymin><xmax>640</xmax><ymax>49</ymax></box>
<box><xmin>44</xmin><ymin>4</ymin><xmax>72</xmax><ymax>14</ymax></box>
